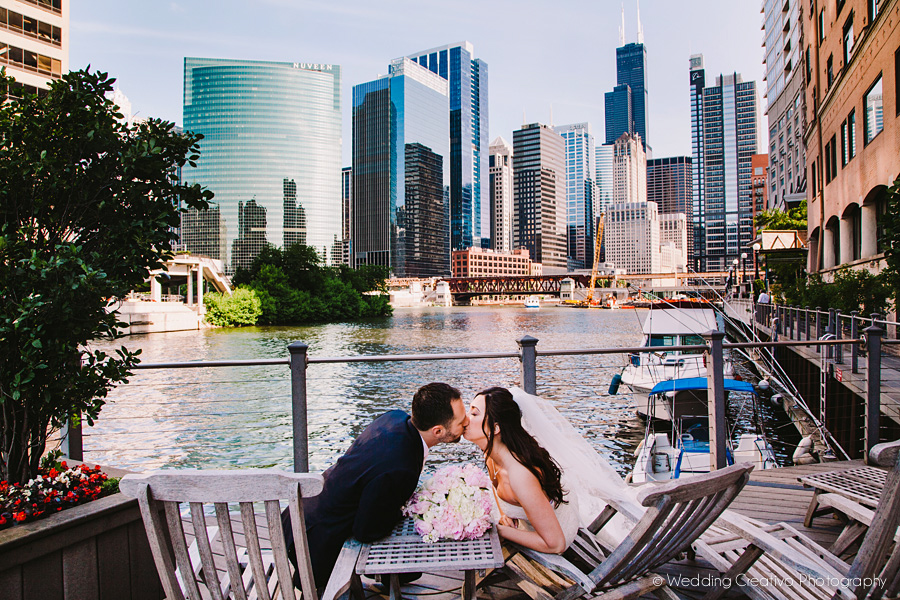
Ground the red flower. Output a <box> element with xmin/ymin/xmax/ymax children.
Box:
<box><xmin>14</xmin><ymin>512</ymin><xmax>26</xmax><ymax>522</ymax></box>
<box><xmin>60</xmin><ymin>461</ymin><xmax>68</xmax><ymax>469</ymax></box>
<box><xmin>48</xmin><ymin>469</ymin><xmax>58</xmax><ymax>478</ymax></box>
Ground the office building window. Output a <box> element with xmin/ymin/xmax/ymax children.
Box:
<box><xmin>864</xmin><ymin>75</ymin><xmax>883</xmax><ymax>144</ymax></box>
<box><xmin>819</xmin><ymin>9</ymin><xmax>826</xmax><ymax>44</ymax></box>
<box><xmin>848</xmin><ymin>109</ymin><xmax>856</xmax><ymax>158</ymax></box>
<box><xmin>843</xmin><ymin>14</ymin><xmax>854</xmax><ymax>65</ymax></box>
<box><xmin>868</xmin><ymin>0</ymin><xmax>880</xmax><ymax>22</ymax></box>
<box><xmin>811</xmin><ymin>162</ymin><xmax>817</xmax><ymax>196</ymax></box>
<box><xmin>805</xmin><ymin>47</ymin><xmax>812</xmax><ymax>83</ymax></box>
<box><xmin>830</xmin><ymin>136</ymin><xmax>837</xmax><ymax>181</ymax></box>
<box><xmin>824</xmin><ymin>140</ymin><xmax>832</xmax><ymax>183</ymax></box>
<box><xmin>827</xmin><ymin>54</ymin><xmax>834</xmax><ymax>87</ymax></box>
<box><xmin>895</xmin><ymin>47</ymin><xmax>900</xmax><ymax>115</ymax></box>
<box><xmin>841</xmin><ymin>119</ymin><xmax>848</xmax><ymax>166</ymax></box>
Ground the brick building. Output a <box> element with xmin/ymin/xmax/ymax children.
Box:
<box><xmin>805</xmin><ymin>0</ymin><xmax>898</xmax><ymax>275</ymax></box>
<box><xmin>451</xmin><ymin>247</ymin><xmax>541</xmax><ymax>277</ymax></box>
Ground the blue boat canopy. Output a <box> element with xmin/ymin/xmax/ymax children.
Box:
<box><xmin>649</xmin><ymin>377</ymin><xmax>757</xmax><ymax>395</ymax></box>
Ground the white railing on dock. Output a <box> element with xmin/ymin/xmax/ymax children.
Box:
<box><xmin>61</xmin><ymin>331</ymin><xmax>889</xmax><ymax>474</ymax></box>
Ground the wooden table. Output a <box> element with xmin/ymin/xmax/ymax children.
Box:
<box><xmin>799</xmin><ymin>465</ymin><xmax>887</xmax><ymax>527</ymax></box>
<box><xmin>356</xmin><ymin>518</ymin><xmax>505</xmax><ymax>600</ymax></box>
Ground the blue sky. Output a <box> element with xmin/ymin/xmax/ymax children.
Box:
<box><xmin>71</xmin><ymin>1</ymin><xmax>768</xmax><ymax>164</ymax></box>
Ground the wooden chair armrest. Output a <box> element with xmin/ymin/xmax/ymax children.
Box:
<box><xmin>322</xmin><ymin>539</ymin><xmax>364</xmax><ymax>600</ymax></box>
<box><xmin>817</xmin><ymin>493</ymin><xmax>875</xmax><ymax>526</ymax></box>
<box><xmin>870</xmin><ymin>439</ymin><xmax>900</xmax><ymax>468</ymax></box>
<box><xmin>715</xmin><ymin>511</ymin><xmax>850</xmax><ymax>580</ymax></box>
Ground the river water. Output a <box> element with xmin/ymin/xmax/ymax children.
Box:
<box><xmin>86</xmin><ymin>305</ymin><xmax>797</xmax><ymax>476</ymax></box>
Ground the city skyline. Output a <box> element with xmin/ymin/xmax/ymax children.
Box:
<box><xmin>69</xmin><ymin>1</ymin><xmax>768</xmax><ymax>165</ymax></box>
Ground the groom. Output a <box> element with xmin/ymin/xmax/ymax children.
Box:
<box><xmin>284</xmin><ymin>382</ymin><xmax>469</xmax><ymax>588</ymax></box>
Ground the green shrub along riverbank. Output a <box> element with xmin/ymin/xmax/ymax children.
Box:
<box><xmin>204</xmin><ymin>245</ymin><xmax>392</xmax><ymax>327</ymax></box>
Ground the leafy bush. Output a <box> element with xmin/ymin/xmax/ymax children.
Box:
<box><xmin>204</xmin><ymin>288</ymin><xmax>262</xmax><ymax>327</ymax></box>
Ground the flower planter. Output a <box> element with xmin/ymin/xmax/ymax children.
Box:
<box><xmin>0</xmin><ymin>491</ymin><xmax>162</xmax><ymax>600</ymax></box>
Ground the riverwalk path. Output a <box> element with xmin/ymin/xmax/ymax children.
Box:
<box><xmin>724</xmin><ymin>300</ymin><xmax>900</xmax><ymax>429</ymax></box>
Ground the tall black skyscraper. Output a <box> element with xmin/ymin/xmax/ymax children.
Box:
<box><xmin>605</xmin><ymin>43</ymin><xmax>649</xmax><ymax>151</ymax></box>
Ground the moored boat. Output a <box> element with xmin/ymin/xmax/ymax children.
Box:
<box><xmin>620</xmin><ymin>305</ymin><xmax>733</xmax><ymax>420</ymax></box>
<box><xmin>631</xmin><ymin>377</ymin><xmax>777</xmax><ymax>483</ymax></box>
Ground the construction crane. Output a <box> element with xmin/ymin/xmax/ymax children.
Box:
<box><xmin>584</xmin><ymin>215</ymin><xmax>605</xmax><ymax>306</ymax></box>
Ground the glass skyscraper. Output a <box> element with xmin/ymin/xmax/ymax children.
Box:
<box><xmin>182</xmin><ymin>58</ymin><xmax>342</xmax><ymax>273</ymax></box>
<box><xmin>647</xmin><ymin>156</ymin><xmax>693</xmax><ymax>254</ymax></box>
<box><xmin>352</xmin><ymin>58</ymin><xmax>450</xmax><ymax>277</ymax></box>
<box><xmin>512</xmin><ymin>123</ymin><xmax>567</xmax><ymax>272</ymax></box>
<box><xmin>553</xmin><ymin>123</ymin><xmax>597</xmax><ymax>270</ymax></box>
<box><xmin>605</xmin><ymin>42</ymin><xmax>649</xmax><ymax>151</ymax></box>
<box><xmin>689</xmin><ymin>54</ymin><xmax>706</xmax><ymax>272</ymax></box>
<box><xmin>407</xmin><ymin>42</ymin><xmax>489</xmax><ymax>251</ymax></box>
<box><xmin>699</xmin><ymin>72</ymin><xmax>759</xmax><ymax>272</ymax></box>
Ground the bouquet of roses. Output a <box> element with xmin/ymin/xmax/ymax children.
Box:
<box><xmin>0</xmin><ymin>461</ymin><xmax>109</xmax><ymax>530</ymax></box>
<box><xmin>403</xmin><ymin>464</ymin><xmax>493</xmax><ymax>543</ymax></box>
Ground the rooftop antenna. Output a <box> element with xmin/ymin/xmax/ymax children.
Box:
<box><xmin>619</xmin><ymin>4</ymin><xmax>625</xmax><ymax>46</ymax></box>
<box><xmin>636</xmin><ymin>0</ymin><xmax>644</xmax><ymax>44</ymax></box>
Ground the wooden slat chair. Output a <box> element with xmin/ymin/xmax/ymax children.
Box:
<box><xmin>501</xmin><ymin>462</ymin><xmax>754</xmax><ymax>600</ymax></box>
<box><xmin>694</xmin><ymin>439</ymin><xmax>900</xmax><ymax>600</ymax></box>
<box><xmin>120</xmin><ymin>470</ymin><xmax>324</xmax><ymax>600</ymax></box>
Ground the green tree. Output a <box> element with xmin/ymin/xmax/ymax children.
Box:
<box><xmin>0</xmin><ymin>69</ymin><xmax>213</xmax><ymax>484</ymax></box>
<box><xmin>204</xmin><ymin>288</ymin><xmax>262</xmax><ymax>327</ymax></box>
<box><xmin>755</xmin><ymin>199</ymin><xmax>808</xmax><ymax>231</ymax></box>
<box><xmin>880</xmin><ymin>178</ymin><xmax>900</xmax><ymax>305</ymax></box>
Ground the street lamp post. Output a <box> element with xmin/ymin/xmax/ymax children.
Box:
<box><xmin>752</xmin><ymin>242</ymin><xmax>761</xmax><ymax>283</ymax></box>
<box><xmin>740</xmin><ymin>253</ymin><xmax>748</xmax><ymax>295</ymax></box>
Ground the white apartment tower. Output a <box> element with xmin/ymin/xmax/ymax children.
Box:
<box><xmin>0</xmin><ymin>0</ymin><xmax>68</xmax><ymax>97</ymax></box>
<box><xmin>612</xmin><ymin>132</ymin><xmax>647</xmax><ymax>205</ymax></box>
<box><xmin>489</xmin><ymin>136</ymin><xmax>514</xmax><ymax>253</ymax></box>
<box><xmin>605</xmin><ymin>201</ymin><xmax>660</xmax><ymax>274</ymax></box>
<box><xmin>659</xmin><ymin>212</ymin><xmax>688</xmax><ymax>271</ymax></box>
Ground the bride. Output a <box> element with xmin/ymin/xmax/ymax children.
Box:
<box><xmin>464</xmin><ymin>386</ymin><xmax>640</xmax><ymax>553</ymax></box>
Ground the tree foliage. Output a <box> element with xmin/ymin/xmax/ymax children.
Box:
<box><xmin>204</xmin><ymin>288</ymin><xmax>262</xmax><ymax>327</ymax></box>
<box><xmin>0</xmin><ymin>69</ymin><xmax>213</xmax><ymax>484</ymax></box>
<box><xmin>881</xmin><ymin>178</ymin><xmax>900</xmax><ymax>298</ymax></box>
<box><xmin>229</xmin><ymin>245</ymin><xmax>392</xmax><ymax>325</ymax></box>
<box><xmin>755</xmin><ymin>199</ymin><xmax>808</xmax><ymax>231</ymax></box>
<box><xmin>777</xmin><ymin>268</ymin><xmax>892</xmax><ymax>315</ymax></box>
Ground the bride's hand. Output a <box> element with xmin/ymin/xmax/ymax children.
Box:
<box><xmin>498</xmin><ymin>514</ymin><xmax>518</xmax><ymax>528</ymax></box>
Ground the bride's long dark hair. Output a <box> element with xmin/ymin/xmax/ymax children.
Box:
<box><xmin>478</xmin><ymin>386</ymin><xmax>566</xmax><ymax>507</ymax></box>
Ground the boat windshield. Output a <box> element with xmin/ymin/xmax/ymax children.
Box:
<box><xmin>679</xmin><ymin>334</ymin><xmax>706</xmax><ymax>354</ymax></box>
<box><xmin>648</xmin><ymin>335</ymin><xmax>677</xmax><ymax>347</ymax></box>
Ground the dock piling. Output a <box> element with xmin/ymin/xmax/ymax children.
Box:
<box><xmin>289</xmin><ymin>341</ymin><xmax>310</xmax><ymax>473</ymax></box>
<box><xmin>703</xmin><ymin>330</ymin><xmax>728</xmax><ymax>472</ymax></box>
<box><xmin>864</xmin><ymin>326</ymin><xmax>883</xmax><ymax>462</ymax></box>
<box><xmin>518</xmin><ymin>336</ymin><xmax>539</xmax><ymax>395</ymax></box>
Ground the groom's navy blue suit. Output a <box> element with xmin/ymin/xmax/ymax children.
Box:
<box><xmin>284</xmin><ymin>410</ymin><xmax>425</xmax><ymax>588</ymax></box>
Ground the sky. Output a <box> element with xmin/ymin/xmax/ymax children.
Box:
<box><xmin>70</xmin><ymin>1</ymin><xmax>769</xmax><ymax>165</ymax></box>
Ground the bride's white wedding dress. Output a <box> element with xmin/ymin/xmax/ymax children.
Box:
<box><xmin>496</xmin><ymin>491</ymin><xmax>580</xmax><ymax>548</ymax></box>
<box><xmin>505</xmin><ymin>387</ymin><xmax>642</xmax><ymax>549</ymax></box>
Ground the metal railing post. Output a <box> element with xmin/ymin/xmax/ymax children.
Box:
<box><xmin>816</xmin><ymin>307</ymin><xmax>822</xmax><ymax>353</ymax></box>
<box><xmin>864</xmin><ymin>325</ymin><xmax>883</xmax><ymax>463</ymax></box>
<box><xmin>518</xmin><ymin>335</ymin><xmax>539</xmax><ymax>395</ymax></box>
<box><xmin>703</xmin><ymin>330</ymin><xmax>728</xmax><ymax>472</ymax></box>
<box><xmin>835</xmin><ymin>312</ymin><xmax>843</xmax><ymax>364</ymax></box>
<box><xmin>289</xmin><ymin>341</ymin><xmax>310</xmax><ymax>473</ymax></box>
<box><xmin>60</xmin><ymin>414</ymin><xmax>83</xmax><ymax>462</ymax></box>
<box><xmin>827</xmin><ymin>309</ymin><xmax>836</xmax><ymax>360</ymax></box>
<box><xmin>806</xmin><ymin>306</ymin><xmax>812</xmax><ymax>340</ymax></box>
